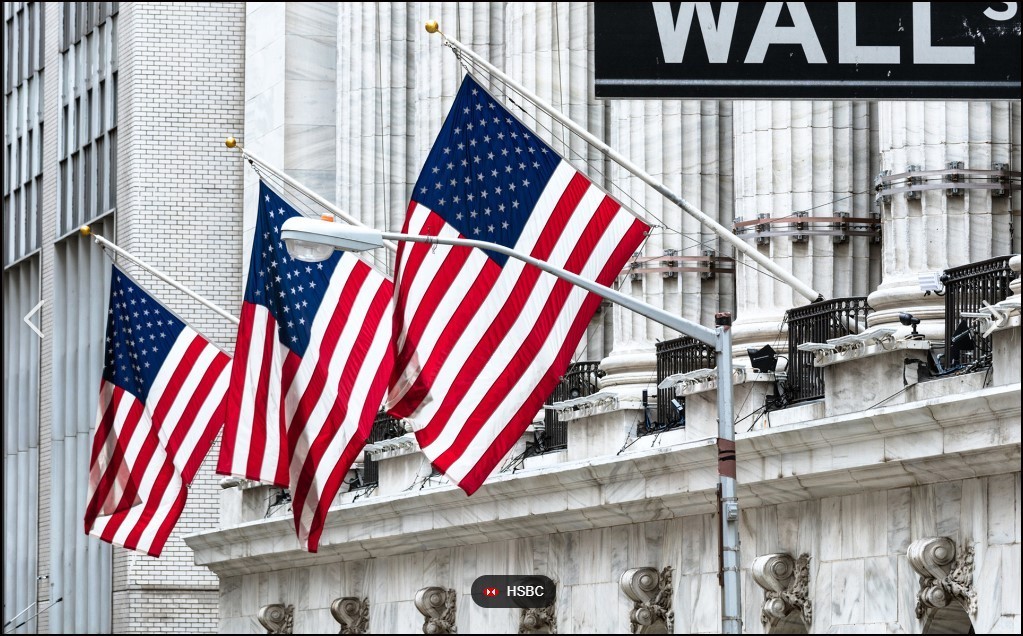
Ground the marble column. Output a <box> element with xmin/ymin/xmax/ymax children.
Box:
<box><xmin>244</xmin><ymin>2</ymin><xmax>337</xmax><ymax>276</ymax></box>
<box><xmin>731</xmin><ymin>101</ymin><xmax>879</xmax><ymax>359</ymax></box>
<box><xmin>868</xmin><ymin>101</ymin><xmax>1021</xmax><ymax>339</ymax></box>
<box><xmin>599</xmin><ymin>98</ymin><xmax>733</xmax><ymax>398</ymax></box>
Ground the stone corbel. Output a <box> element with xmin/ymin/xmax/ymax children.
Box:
<box><xmin>331</xmin><ymin>597</ymin><xmax>369</xmax><ymax>634</ymax></box>
<box><xmin>257</xmin><ymin>604</ymin><xmax>294</xmax><ymax>634</ymax></box>
<box><xmin>751</xmin><ymin>553</ymin><xmax>812</xmax><ymax>631</ymax></box>
<box><xmin>907</xmin><ymin>537</ymin><xmax>978</xmax><ymax>619</ymax></box>
<box><xmin>620</xmin><ymin>566</ymin><xmax>674</xmax><ymax>634</ymax></box>
<box><xmin>415</xmin><ymin>586</ymin><xmax>457</xmax><ymax>634</ymax></box>
<box><xmin>519</xmin><ymin>603</ymin><xmax>557</xmax><ymax>634</ymax></box>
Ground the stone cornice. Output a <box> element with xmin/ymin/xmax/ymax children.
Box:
<box><xmin>186</xmin><ymin>383</ymin><xmax>1020</xmax><ymax>576</ymax></box>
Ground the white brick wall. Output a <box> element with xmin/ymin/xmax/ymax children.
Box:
<box><xmin>111</xmin><ymin>2</ymin><xmax>245</xmax><ymax>632</ymax></box>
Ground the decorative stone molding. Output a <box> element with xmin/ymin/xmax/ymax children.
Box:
<box><xmin>751</xmin><ymin>553</ymin><xmax>812</xmax><ymax>630</ymax></box>
<box><xmin>257</xmin><ymin>604</ymin><xmax>294</xmax><ymax>634</ymax></box>
<box><xmin>549</xmin><ymin>391</ymin><xmax>619</xmax><ymax>421</ymax></box>
<box><xmin>908</xmin><ymin>537</ymin><xmax>978</xmax><ymax>619</ymax></box>
<box><xmin>519</xmin><ymin>604</ymin><xmax>557</xmax><ymax>634</ymax></box>
<box><xmin>415</xmin><ymin>586</ymin><xmax>457</xmax><ymax>634</ymax></box>
<box><xmin>331</xmin><ymin>597</ymin><xmax>369</xmax><ymax>634</ymax></box>
<box><xmin>620</xmin><ymin>566</ymin><xmax>674</xmax><ymax>634</ymax></box>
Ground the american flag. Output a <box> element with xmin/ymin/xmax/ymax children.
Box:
<box><xmin>388</xmin><ymin>75</ymin><xmax>650</xmax><ymax>494</ymax></box>
<box><xmin>217</xmin><ymin>182</ymin><xmax>394</xmax><ymax>552</ymax></box>
<box><xmin>84</xmin><ymin>264</ymin><xmax>230</xmax><ymax>557</ymax></box>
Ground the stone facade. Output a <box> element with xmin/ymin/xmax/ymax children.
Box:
<box><xmin>182</xmin><ymin>2</ymin><xmax>1021</xmax><ymax>635</ymax></box>
<box><xmin>3</xmin><ymin>2</ymin><xmax>244</xmax><ymax>633</ymax></box>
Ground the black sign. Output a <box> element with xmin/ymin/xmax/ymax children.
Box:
<box><xmin>594</xmin><ymin>2</ymin><xmax>1022</xmax><ymax>99</ymax></box>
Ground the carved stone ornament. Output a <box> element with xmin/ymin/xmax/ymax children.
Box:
<box><xmin>257</xmin><ymin>604</ymin><xmax>294</xmax><ymax>634</ymax></box>
<box><xmin>519</xmin><ymin>603</ymin><xmax>557</xmax><ymax>634</ymax></box>
<box><xmin>331</xmin><ymin>597</ymin><xmax>369</xmax><ymax>634</ymax></box>
<box><xmin>620</xmin><ymin>566</ymin><xmax>674</xmax><ymax>634</ymax></box>
<box><xmin>907</xmin><ymin>537</ymin><xmax>978</xmax><ymax>619</ymax></box>
<box><xmin>751</xmin><ymin>553</ymin><xmax>812</xmax><ymax>630</ymax></box>
<box><xmin>415</xmin><ymin>586</ymin><xmax>457</xmax><ymax>634</ymax></box>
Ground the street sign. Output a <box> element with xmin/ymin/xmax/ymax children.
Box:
<box><xmin>594</xmin><ymin>2</ymin><xmax>1022</xmax><ymax>99</ymax></box>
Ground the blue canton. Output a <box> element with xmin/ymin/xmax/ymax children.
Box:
<box><xmin>245</xmin><ymin>181</ymin><xmax>343</xmax><ymax>357</ymax></box>
<box><xmin>411</xmin><ymin>75</ymin><xmax>561</xmax><ymax>267</ymax></box>
<box><xmin>103</xmin><ymin>265</ymin><xmax>186</xmax><ymax>403</ymax></box>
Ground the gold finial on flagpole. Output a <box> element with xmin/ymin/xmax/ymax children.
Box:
<box><xmin>80</xmin><ymin>225</ymin><xmax>91</xmax><ymax>237</ymax></box>
<box><xmin>425</xmin><ymin>20</ymin><xmax>439</xmax><ymax>34</ymax></box>
<box><xmin>225</xmin><ymin>136</ymin><xmax>237</xmax><ymax>149</ymax></box>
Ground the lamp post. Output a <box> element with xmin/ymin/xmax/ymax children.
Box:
<box><xmin>281</xmin><ymin>217</ymin><xmax>744</xmax><ymax>634</ymax></box>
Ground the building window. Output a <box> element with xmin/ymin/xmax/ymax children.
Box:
<box><xmin>3</xmin><ymin>1</ymin><xmax>44</xmax><ymax>267</ymax></box>
<box><xmin>57</xmin><ymin>1</ymin><xmax>117</xmax><ymax>236</ymax></box>
<box><xmin>2</xmin><ymin>254</ymin><xmax>41</xmax><ymax>635</ymax></box>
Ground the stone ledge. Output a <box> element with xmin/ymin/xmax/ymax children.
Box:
<box><xmin>185</xmin><ymin>384</ymin><xmax>1020</xmax><ymax>576</ymax></box>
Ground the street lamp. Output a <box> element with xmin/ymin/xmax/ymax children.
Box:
<box><xmin>281</xmin><ymin>216</ymin><xmax>744</xmax><ymax>634</ymax></box>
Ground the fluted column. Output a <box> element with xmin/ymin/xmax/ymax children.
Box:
<box><xmin>500</xmin><ymin>3</ymin><xmax>611</xmax><ymax>362</ymax></box>
<box><xmin>243</xmin><ymin>3</ymin><xmax>337</xmax><ymax>277</ymax></box>
<box><xmin>868</xmin><ymin>101</ymin><xmax>1021</xmax><ymax>338</ymax></box>
<box><xmin>600</xmin><ymin>97</ymin><xmax>732</xmax><ymax>397</ymax></box>
<box><xmin>731</xmin><ymin>100</ymin><xmax>878</xmax><ymax>357</ymax></box>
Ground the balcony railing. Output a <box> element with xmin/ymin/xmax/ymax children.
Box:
<box><xmin>652</xmin><ymin>336</ymin><xmax>715</xmax><ymax>432</ymax></box>
<box><xmin>786</xmin><ymin>297</ymin><xmax>873</xmax><ymax>404</ymax></box>
<box><xmin>943</xmin><ymin>255</ymin><xmax>1019</xmax><ymax>369</ymax></box>
<box><xmin>359</xmin><ymin>412</ymin><xmax>407</xmax><ymax>488</ymax></box>
<box><xmin>537</xmin><ymin>361</ymin><xmax>604</xmax><ymax>452</ymax></box>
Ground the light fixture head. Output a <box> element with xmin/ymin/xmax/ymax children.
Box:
<box><xmin>899</xmin><ymin>312</ymin><xmax>923</xmax><ymax>339</ymax></box>
<box><xmin>918</xmin><ymin>271</ymin><xmax>944</xmax><ymax>294</ymax></box>
<box><xmin>746</xmin><ymin>344</ymin><xmax>778</xmax><ymax>374</ymax></box>
<box><xmin>670</xmin><ymin>398</ymin><xmax>683</xmax><ymax>413</ymax></box>
<box><xmin>281</xmin><ymin>217</ymin><xmax>385</xmax><ymax>261</ymax></box>
<box><xmin>899</xmin><ymin>312</ymin><xmax>920</xmax><ymax>327</ymax></box>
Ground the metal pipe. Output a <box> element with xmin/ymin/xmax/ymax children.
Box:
<box><xmin>82</xmin><ymin>229</ymin><xmax>240</xmax><ymax>326</ymax></box>
<box><xmin>715</xmin><ymin>313</ymin><xmax>742</xmax><ymax>634</ymax></box>
<box><xmin>225</xmin><ymin>138</ymin><xmax>400</xmax><ymax>254</ymax></box>
<box><xmin>4</xmin><ymin>598</ymin><xmax>62</xmax><ymax>634</ymax></box>
<box><xmin>378</xmin><ymin>231</ymin><xmax>718</xmax><ymax>345</ymax></box>
<box><xmin>427</xmin><ymin>22</ymin><xmax>823</xmax><ymax>305</ymax></box>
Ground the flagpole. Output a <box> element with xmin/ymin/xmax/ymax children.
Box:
<box><xmin>224</xmin><ymin>137</ymin><xmax>400</xmax><ymax>254</ymax></box>
<box><xmin>425</xmin><ymin>21</ymin><xmax>823</xmax><ymax>304</ymax></box>
<box><xmin>81</xmin><ymin>226</ymin><xmax>241</xmax><ymax>326</ymax></box>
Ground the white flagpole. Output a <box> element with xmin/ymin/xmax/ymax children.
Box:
<box><xmin>426</xmin><ymin>21</ymin><xmax>823</xmax><ymax>304</ymax></box>
<box><xmin>81</xmin><ymin>226</ymin><xmax>241</xmax><ymax>326</ymax></box>
<box><xmin>224</xmin><ymin>138</ymin><xmax>400</xmax><ymax>254</ymax></box>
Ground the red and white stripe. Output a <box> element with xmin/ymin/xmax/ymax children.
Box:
<box><xmin>218</xmin><ymin>257</ymin><xmax>394</xmax><ymax>552</ymax></box>
<box><xmin>389</xmin><ymin>161</ymin><xmax>649</xmax><ymax>494</ymax></box>
<box><xmin>84</xmin><ymin>328</ymin><xmax>230</xmax><ymax>557</ymax></box>
<box><xmin>217</xmin><ymin>300</ymin><xmax>291</xmax><ymax>487</ymax></box>
<box><xmin>285</xmin><ymin>257</ymin><xmax>394</xmax><ymax>552</ymax></box>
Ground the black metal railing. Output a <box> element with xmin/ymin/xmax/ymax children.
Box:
<box><xmin>359</xmin><ymin>412</ymin><xmax>406</xmax><ymax>488</ymax></box>
<box><xmin>943</xmin><ymin>255</ymin><xmax>1018</xmax><ymax>368</ymax></box>
<box><xmin>538</xmin><ymin>361</ymin><xmax>604</xmax><ymax>452</ymax></box>
<box><xmin>652</xmin><ymin>336</ymin><xmax>715</xmax><ymax>432</ymax></box>
<box><xmin>786</xmin><ymin>297</ymin><xmax>872</xmax><ymax>404</ymax></box>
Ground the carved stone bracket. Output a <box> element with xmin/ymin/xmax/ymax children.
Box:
<box><xmin>331</xmin><ymin>597</ymin><xmax>369</xmax><ymax>634</ymax></box>
<box><xmin>257</xmin><ymin>604</ymin><xmax>294</xmax><ymax>634</ymax></box>
<box><xmin>620</xmin><ymin>566</ymin><xmax>674</xmax><ymax>634</ymax></box>
<box><xmin>908</xmin><ymin>537</ymin><xmax>978</xmax><ymax>619</ymax></box>
<box><xmin>415</xmin><ymin>586</ymin><xmax>457</xmax><ymax>634</ymax></box>
<box><xmin>519</xmin><ymin>603</ymin><xmax>557</xmax><ymax>634</ymax></box>
<box><xmin>751</xmin><ymin>553</ymin><xmax>812</xmax><ymax>631</ymax></box>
